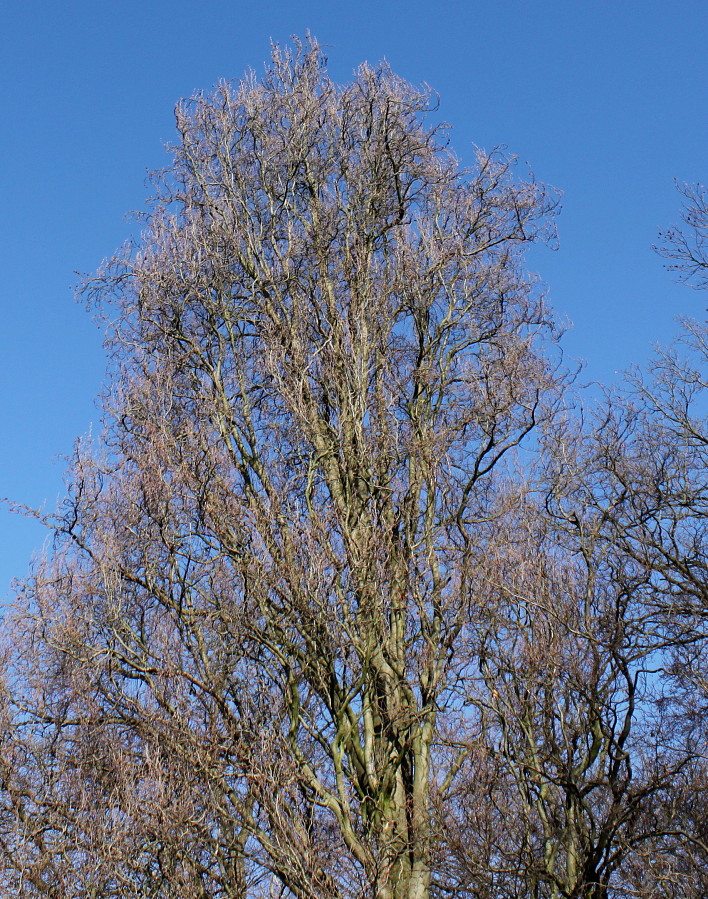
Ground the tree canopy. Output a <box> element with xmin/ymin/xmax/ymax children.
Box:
<box><xmin>1</xmin><ymin>38</ymin><xmax>706</xmax><ymax>899</ymax></box>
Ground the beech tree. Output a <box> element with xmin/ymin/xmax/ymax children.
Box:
<box><xmin>1</xmin><ymin>38</ymin><xmax>706</xmax><ymax>899</ymax></box>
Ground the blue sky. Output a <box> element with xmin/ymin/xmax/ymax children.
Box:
<box><xmin>1</xmin><ymin>0</ymin><xmax>706</xmax><ymax>598</ymax></box>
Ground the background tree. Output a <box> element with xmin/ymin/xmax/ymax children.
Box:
<box><xmin>428</xmin><ymin>327</ymin><xmax>708</xmax><ymax>897</ymax></box>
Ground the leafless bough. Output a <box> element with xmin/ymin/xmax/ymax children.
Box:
<box><xmin>657</xmin><ymin>183</ymin><xmax>708</xmax><ymax>290</ymax></box>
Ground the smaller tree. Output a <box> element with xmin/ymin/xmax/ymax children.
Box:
<box><xmin>430</xmin><ymin>479</ymin><xmax>702</xmax><ymax>899</ymax></box>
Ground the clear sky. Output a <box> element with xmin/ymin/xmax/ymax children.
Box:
<box><xmin>1</xmin><ymin>0</ymin><xmax>706</xmax><ymax>599</ymax></box>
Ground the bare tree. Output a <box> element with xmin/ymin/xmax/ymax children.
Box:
<box><xmin>518</xmin><ymin>321</ymin><xmax>708</xmax><ymax>898</ymax></box>
<box><xmin>1</xmin><ymin>37</ymin><xmax>564</xmax><ymax>899</ymax></box>
<box><xmin>430</xmin><ymin>482</ymin><xmax>706</xmax><ymax>899</ymax></box>
<box><xmin>2</xmin><ymin>37</ymin><xmax>706</xmax><ymax>899</ymax></box>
